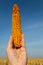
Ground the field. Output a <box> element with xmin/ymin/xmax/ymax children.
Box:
<box><xmin>0</xmin><ymin>58</ymin><xmax>8</xmax><ymax>65</ymax></box>
<box><xmin>27</xmin><ymin>58</ymin><xmax>43</xmax><ymax>65</ymax></box>
<box><xmin>0</xmin><ymin>58</ymin><xmax>43</xmax><ymax>65</ymax></box>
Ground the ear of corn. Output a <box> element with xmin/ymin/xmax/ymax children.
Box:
<box><xmin>12</xmin><ymin>4</ymin><xmax>22</xmax><ymax>47</ymax></box>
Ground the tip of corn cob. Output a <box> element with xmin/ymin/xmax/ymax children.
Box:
<box><xmin>13</xmin><ymin>4</ymin><xmax>20</xmax><ymax>14</ymax></box>
<box><xmin>12</xmin><ymin>4</ymin><xmax>22</xmax><ymax>48</ymax></box>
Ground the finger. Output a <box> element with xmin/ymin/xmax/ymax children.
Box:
<box><xmin>21</xmin><ymin>33</ymin><xmax>25</xmax><ymax>47</ymax></box>
<box><xmin>7</xmin><ymin>35</ymin><xmax>13</xmax><ymax>49</ymax></box>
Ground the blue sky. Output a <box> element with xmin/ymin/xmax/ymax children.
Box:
<box><xmin>0</xmin><ymin>0</ymin><xmax>43</xmax><ymax>58</ymax></box>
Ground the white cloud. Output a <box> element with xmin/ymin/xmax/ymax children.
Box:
<box><xmin>28</xmin><ymin>22</ymin><xmax>43</xmax><ymax>29</ymax></box>
<box><xmin>29</xmin><ymin>39</ymin><xmax>43</xmax><ymax>46</ymax></box>
<box><xmin>22</xmin><ymin>22</ymin><xmax>43</xmax><ymax>30</ymax></box>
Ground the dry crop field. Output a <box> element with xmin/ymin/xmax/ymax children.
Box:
<box><xmin>27</xmin><ymin>58</ymin><xmax>43</xmax><ymax>65</ymax></box>
<box><xmin>0</xmin><ymin>58</ymin><xmax>8</xmax><ymax>65</ymax></box>
<box><xmin>0</xmin><ymin>58</ymin><xmax>43</xmax><ymax>65</ymax></box>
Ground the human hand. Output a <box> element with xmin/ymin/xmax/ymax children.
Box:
<box><xmin>6</xmin><ymin>33</ymin><xmax>27</xmax><ymax>65</ymax></box>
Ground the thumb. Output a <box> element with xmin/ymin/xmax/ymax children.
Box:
<box><xmin>7</xmin><ymin>35</ymin><xmax>13</xmax><ymax>49</ymax></box>
<box><xmin>21</xmin><ymin>33</ymin><xmax>25</xmax><ymax>47</ymax></box>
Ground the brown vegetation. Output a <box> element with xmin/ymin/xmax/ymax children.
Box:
<box><xmin>0</xmin><ymin>58</ymin><xmax>43</xmax><ymax>65</ymax></box>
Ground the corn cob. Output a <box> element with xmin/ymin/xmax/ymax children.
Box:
<box><xmin>12</xmin><ymin>4</ymin><xmax>22</xmax><ymax>48</ymax></box>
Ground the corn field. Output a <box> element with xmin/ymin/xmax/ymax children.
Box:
<box><xmin>0</xmin><ymin>58</ymin><xmax>43</xmax><ymax>65</ymax></box>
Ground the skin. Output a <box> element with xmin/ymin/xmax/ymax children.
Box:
<box><xmin>6</xmin><ymin>33</ymin><xmax>27</xmax><ymax>65</ymax></box>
